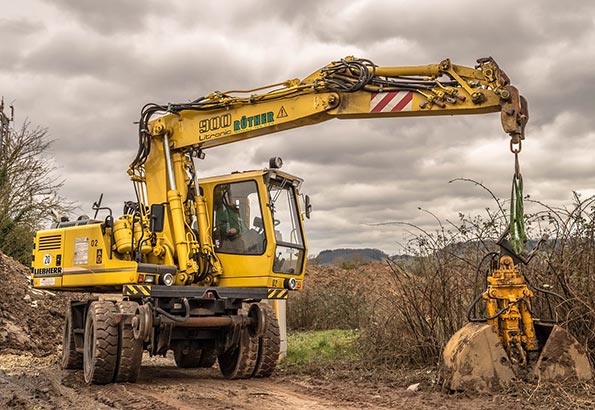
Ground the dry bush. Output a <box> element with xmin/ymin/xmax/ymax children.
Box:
<box><xmin>358</xmin><ymin>215</ymin><xmax>502</xmax><ymax>367</ymax></box>
<box><xmin>287</xmin><ymin>265</ymin><xmax>372</xmax><ymax>330</ymax></box>
<box><xmin>361</xmin><ymin>188</ymin><xmax>595</xmax><ymax>368</ymax></box>
<box><xmin>292</xmin><ymin>180</ymin><xmax>595</xmax><ymax>370</ymax></box>
<box><xmin>523</xmin><ymin>193</ymin><xmax>595</xmax><ymax>359</ymax></box>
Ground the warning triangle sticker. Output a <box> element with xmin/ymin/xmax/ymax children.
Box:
<box><xmin>277</xmin><ymin>106</ymin><xmax>288</xmax><ymax>118</ymax></box>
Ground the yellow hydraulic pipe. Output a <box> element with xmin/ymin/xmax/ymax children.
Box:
<box><xmin>167</xmin><ymin>189</ymin><xmax>190</xmax><ymax>276</ymax></box>
<box><xmin>375</xmin><ymin>64</ymin><xmax>441</xmax><ymax>77</ymax></box>
<box><xmin>520</xmin><ymin>301</ymin><xmax>539</xmax><ymax>351</ymax></box>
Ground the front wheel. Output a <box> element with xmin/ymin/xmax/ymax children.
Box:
<box><xmin>252</xmin><ymin>303</ymin><xmax>280</xmax><ymax>377</ymax></box>
<box><xmin>218</xmin><ymin>325</ymin><xmax>259</xmax><ymax>379</ymax></box>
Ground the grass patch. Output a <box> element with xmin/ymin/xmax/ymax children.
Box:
<box><xmin>285</xmin><ymin>329</ymin><xmax>359</xmax><ymax>368</ymax></box>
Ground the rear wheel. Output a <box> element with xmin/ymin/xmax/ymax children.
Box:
<box><xmin>252</xmin><ymin>303</ymin><xmax>280</xmax><ymax>377</ymax></box>
<box><xmin>114</xmin><ymin>301</ymin><xmax>143</xmax><ymax>383</ymax></box>
<box><xmin>198</xmin><ymin>348</ymin><xmax>217</xmax><ymax>368</ymax></box>
<box><xmin>173</xmin><ymin>344</ymin><xmax>218</xmax><ymax>368</ymax></box>
<box><xmin>61</xmin><ymin>308</ymin><xmax>83</xmax><ymax>370</ymax></box>
<box><xmin>83</xmin><ymin>301</ymin><xmax>119</xmax><ymax>384</ymax></box>
<box><xmin>173</xmin><ymin>344</ymin><xmax>203</xmax><ymax>368</ymax></box>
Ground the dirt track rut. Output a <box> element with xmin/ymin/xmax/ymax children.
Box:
<box><xmin>0</xmin><ymin>355</ymin><xmax>381</xmax><ymax>410</ymax></box>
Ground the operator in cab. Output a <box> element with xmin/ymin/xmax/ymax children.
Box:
<box><xmin>213</xmin><ymin>185</ymin><xmax>246</xmax><ymax>252</ymax></box>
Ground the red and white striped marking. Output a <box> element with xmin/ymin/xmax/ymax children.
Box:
<box><xmin>370</xmin><ymin>91</ymin><xmax>413</xmax><ymax>113</ymax></box>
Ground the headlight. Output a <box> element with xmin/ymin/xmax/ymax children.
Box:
<box><xmin>284</xmin><ymin>277</ymin><xmax>297</xmax><ymax>290</ymax></box>
<box><xmin>160</xmin><ymin>272</ymin><xmax>174</xmax><ymax>286</ymax></box>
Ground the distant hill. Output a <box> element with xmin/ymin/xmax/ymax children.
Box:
<box><xmin>316</xmin><ymin>248</ymin><xmax>390</xmax><ymax>266</ymax></box>
<box><xmin>314</xmin><ymin>238</ymin><xmax>543</xmax><ymax>267</ymax></box>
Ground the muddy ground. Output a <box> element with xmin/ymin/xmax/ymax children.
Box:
<box><xmin>1</xmin><ymin>252</ymin><xmax>594</xmax><ymax>409</ymax></box>
<box><xmin>0</xmin><ymin>352</ymin><xmax>537</xmax><ymax>410</ymax></box>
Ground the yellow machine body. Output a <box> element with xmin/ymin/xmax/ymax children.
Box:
<box><xmin>32</xmin><ymin>223</ymin><xmax>138</xmax><ymax>289</ymax></box>
<box><xmin>32</xmin><ymin>169</ymin><xmax>306</xmax><ymax>292</ymax></box>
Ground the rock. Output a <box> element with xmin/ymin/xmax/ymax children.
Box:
<box><xmin>23</xmin><ymin>295</ymin><xmax>31</xmax><ymax>303</ymax></box>
<box><xmin>406</xmin><ymin>382</ymin><xmax>420</xmax><ymax>392</ymax></box>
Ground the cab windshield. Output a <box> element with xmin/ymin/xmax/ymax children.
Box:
<box><xmin>268</xmin><ymin>178</ymin><xmax>305</xmax><ymax>274</ymax></box>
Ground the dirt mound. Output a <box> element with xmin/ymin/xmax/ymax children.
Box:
<box><xmin>304</xmin><ymin>262</ymin><xmax>394</xmax><ymax>289</ymax></box>
<box><xmin>0</xmin><ymin>252</ymin><xmax>80</xmax><ymax>356</ymax></box>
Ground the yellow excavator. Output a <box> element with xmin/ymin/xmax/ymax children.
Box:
<box><xmin>31</xmin><ymin>56</ymin><xmax>590</xmax><ymax>387</ymax></box>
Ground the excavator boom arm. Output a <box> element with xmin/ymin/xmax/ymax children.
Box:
<box><xmin>132</xmin><ymin>56</ymin><xmax>527</xmax><ymax>168</ymax></box>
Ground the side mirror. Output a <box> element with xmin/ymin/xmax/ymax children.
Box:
<box><xmin>304</xmin><ymin>195</ymin><xmax>312</xmax><ymax>219</ymax></box>
<box><xmin>150</xmin><ymin>204</ymin><xmax>165</xmax><ymax>233</ymax></box>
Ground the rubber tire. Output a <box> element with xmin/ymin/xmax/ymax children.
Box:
<box><xmin>173</xmin><ymin>344</ymin><xmax>203</xmax><ymax>368</ymax></box>
<box><xmin>218</xmin><ymin>325</ymin><xmax>259</xmax><ymax>379</ymax></box>
<box><xmin>173</xmin><ymin>345</ymin><xmax>217</xmax><ymax>368</ymax></box>
<box><xmin>83</xmin><ymin>301</ymin><xmax>119</xmax><ymax>385</ymax></box>
<box><xmin>198</xmin><ymin>348</ymin><xmax>217</xmax><ymax>368</ymax></box>
<box><xmin>252</xmin><ymin>303</ymin><xmax>280</xmax><ymax>377</ymax></box>
<box><xmin>114</xmin><ymin>301</ymin><xmax>143</xmax><ymax>383</ymax></box>
<box><xmin>61</xmin><ymin>308</ymin><xmax>83</xmax><ymax>370</ymax></box>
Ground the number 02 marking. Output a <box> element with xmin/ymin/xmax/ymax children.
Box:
<box><xmin>90</xmin><ymin>239</ymin><xmax>98</xmax><ymax>247</ymax></box>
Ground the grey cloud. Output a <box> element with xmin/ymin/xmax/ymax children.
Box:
<box><xmin>0</xmin><ymin>18</ymin><xmax>42</xmax><ymax>36</ymax></box>
<box><xmin>41</xmin><ymin>0</ymin><xmax>158</xmax><ymax>35</ymax></box>
<box><xmin>0</xmin><ymin>18</ymin><xmax>45</xmax><ymax>70</ymax></box>
<box><xmin>20</xmin><ymin>32</ymin><xmax>136</xmax><ymax>78</ymax></box>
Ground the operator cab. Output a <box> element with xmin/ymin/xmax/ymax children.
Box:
<box><xmin>199</xmin><ymin>165</ymin><xmax>308</xmax><ymax>289</ymax></box>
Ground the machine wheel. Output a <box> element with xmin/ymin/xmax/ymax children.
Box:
<box><xmin>173</xmin><ymin>345</ymin><xmax>217</xmax><ymax>368</ymax></box>
<box><xmin>218</xmin><ymin>323</ymin><xmax>259</xmax><ymax>379</ymax></box>
<box><xmin>83</xmin><ymin>300</ymin><xmax>119</xmax><ymax>385</ymax></box>
<box><xmin>173</xmin><ymin>344</ymin><xmax>203</xmax><ymax>368</ymax></box>
<box><xmin>114</xmin><ymin>301</ymin><xmax>143</xmax><ymax>383</ymax></box>
<box><xmin>198</xmin><ymin>348</ymin><xmax>217</xmax><ymax>368</ymax></box>
<box><xmin>61</xmin><ymin>308</ymin><xmax>83</xmax><ymax>370</ymax></box>
<box><xmin>252</xmin><ymin>303</ymin><xmax>280</xmax><ymax>377</ymax></box>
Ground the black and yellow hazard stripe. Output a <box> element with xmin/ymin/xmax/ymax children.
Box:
<box><xmin>267</xmin><ymin>288</ymin><xmax>288</xmax><ymax>299</ymax></box>
<box><xmin>123</xmin><ymin>284</ymin><xmax>152</xmax><ymax>297</ymax></box>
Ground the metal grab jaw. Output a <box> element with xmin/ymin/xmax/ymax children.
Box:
<box><xmin>482</xmin><ymin>233</ymin><xmax>549</xmax><ymax>369</ymax></box>
<box><xmin>442</xmin><ymin>235</ymin><xmax>592</xmax><ymax>392</ymax></box>
<box><xmin>483</xmin><ymin>253</ymin><xmax>537</xmax><ymax>370</ymax></box>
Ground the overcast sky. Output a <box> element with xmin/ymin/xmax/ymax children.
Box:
<box><xmin>1</xmin><ymin>0</ymin><xmax>594</xmax><ymax>256</ymax></box>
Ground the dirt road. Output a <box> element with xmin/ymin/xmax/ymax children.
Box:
<box><xmin>1</xmin><ymin>353</ymin><xmax>516</xmax><ymax>410</ymax></box>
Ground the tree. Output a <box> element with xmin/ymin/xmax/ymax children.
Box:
<box><xmin>0</xmin><ymin>121</ymin><xmax>72</xmax><ymax>264</ymax></box>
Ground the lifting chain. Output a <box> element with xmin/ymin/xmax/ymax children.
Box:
<box><xmin>509</xmin><ymin>140</ymin><xmax>527</xmax><ymax>254</ymax></box>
